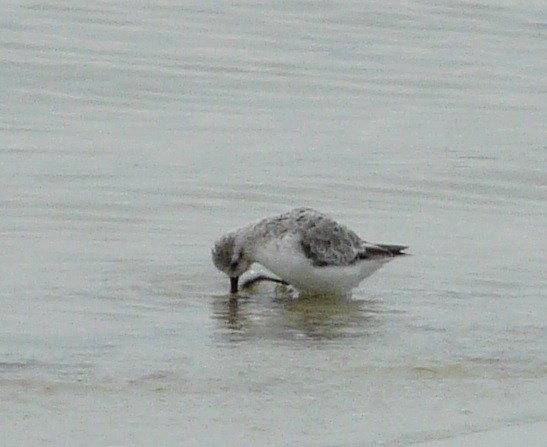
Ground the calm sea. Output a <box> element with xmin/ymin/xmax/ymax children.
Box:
<box><xmin>1</xmin><ymin>1</ymin><xmax>545</xmax><ymax>446</ymax></box>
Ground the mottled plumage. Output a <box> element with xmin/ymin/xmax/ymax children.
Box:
<box><xmin>212</xmin><ymin>207</ymin><xmax>407</xmax><ymax>294</ymax></box>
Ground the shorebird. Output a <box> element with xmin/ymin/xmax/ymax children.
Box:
<box><xmin>212</xmin><ymin>207</ymin><xmax>407</xmax><ymax>295</ymax></box>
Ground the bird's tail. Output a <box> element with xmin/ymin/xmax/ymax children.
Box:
<box><xmin>375</xmin><ymin>243</ymin><xmax>408</xmax><ymax>255</ymax></box>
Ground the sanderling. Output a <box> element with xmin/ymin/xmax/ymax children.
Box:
<box><xmin>212</xmin><ymin>207</ymin><xmax>408</xmax><ymax>295</ymax></box>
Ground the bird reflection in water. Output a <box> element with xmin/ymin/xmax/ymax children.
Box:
<box><xmin>211</xmin><ymin>282</ymin><xmax>383</xmax><ymax>342</ymax></box>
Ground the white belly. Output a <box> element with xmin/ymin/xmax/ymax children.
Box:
<box><xmin>253</xmin><ymin>235</ymin><xmax>390</xmax><ymax>294</ymax></box>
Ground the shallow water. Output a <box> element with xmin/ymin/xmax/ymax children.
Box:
<box><xmin>1</xmin><ymin>1</ymin><xmax>546</xmax><ymax>445</ymax></box>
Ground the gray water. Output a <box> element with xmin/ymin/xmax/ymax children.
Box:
<box><xmin>1</xmin><ymin>1</ymin><xmax>546</xmax><ymax>446</ymax></box>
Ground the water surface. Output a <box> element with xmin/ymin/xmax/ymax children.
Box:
<box><xmin>1</xmin><ymin>1</ymin><xmax>546</xmax><ymax>446</ymax></box>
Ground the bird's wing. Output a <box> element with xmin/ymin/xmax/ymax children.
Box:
<box><xmin>297</xmin><ymin>212</ymin><xmax>365</xmax><ymax>266</ymax></box>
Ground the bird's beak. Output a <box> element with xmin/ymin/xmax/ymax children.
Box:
<box><xmin>230</xmin><ymin>277</ymin><xmax>239</xmax><ymax>294</ymax></box>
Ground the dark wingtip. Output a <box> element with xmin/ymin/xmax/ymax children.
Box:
<box><xmin>375</xmin><ymin>244</ymin><xmax>409</xmax><ymax>256</ymax></box>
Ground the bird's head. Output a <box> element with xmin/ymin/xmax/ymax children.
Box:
<box><xmin>211</xmin><ymin>232</ymin><xmax>252</xmax><ymax>293</ymax></box>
